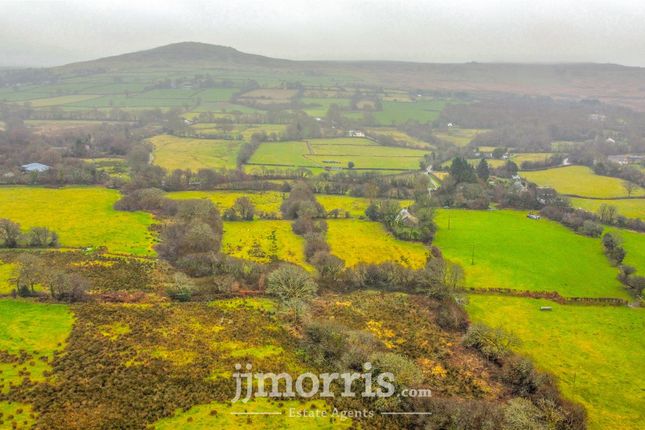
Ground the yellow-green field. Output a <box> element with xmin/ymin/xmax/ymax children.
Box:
<box><xmin>433</xmin><ymin>128</ymin><xmax>487</xmax><ymax>147</ymax></box>
<box><xmin>167</xmin><ymin>190</ymin><xmax>285</xmax><ymax>216</ymax></box>
<box><xmin>366</xmin><ymin>127</ymin><xmax>434</xmax><ymax>149</ymax></box>
<box><xmin>513</xmin><ymin>152</ymin><xmax>555</xmax><ymax>165</ymax></box>
<box><xmin>466</xmin><ymin>296</ymin><xmax>645</xmax><ymax>430</ymax></box>
<box><xmin>606</xmin><ymin>227</ymin><xmax>645</xmax><ymax>271</ymax></box>
<box><xmin>434</xmin><ymin>209</ymin><xmax>628</xmax><ymax>298</ymax></box>
<box><xmin>0</xmin><ymin>299</ymin><xmax>73</xmax><ymax>394</ymax></box>
<box><xmin>317</xmin><ymin>195</ymin><xmax>413</xmax><ymax>218</ymax></box>
<box><xmin>27</xmin><ymin>94</ymin><xmax>101</xmax><ymax>107</ymax></box>
<box><xmin>326</xmin><ymin>219</ymin><xmax>428</xmax><ymax>268</ymax></box>
<box><xmin>0</xmin><ymin>186</ymin><xmax>155</xmax><ymax>255</ymax></box>
<box><xmin>222</xmin><ymin>221</ymin><xmax>309</xmax><ymax>267</ymax></box>
<box><xmin>149</xmin><ymin>135</ymin><xmax>241</xmax><ymax>171</ymax></box>
<box><xmin>0</xmin><ymin>401</ymin><xmax>35</xmax><ymax>429</ymax></box>
<box><xmin>569</xmin><ymin>198</ymin><xmax>644</xmax><ymax>220</ymax></box>
<box><xmin>522</xmin><ymin>166</ymin><xmax>644</xmax><ymax>198</ymax></box>
<box><xmin>190</xmin><ymin>123</ymin><xmax>286</xmax><ymax>140</ymax></box>
<box><xmin>0</xmin><ymin>262</ymin><xmax>17</xmax><ymax>294</ymax></box>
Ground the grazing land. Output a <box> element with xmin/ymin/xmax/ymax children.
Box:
<box><xmin>372</xmin><ymin>99</ymin><xmax>446</xmax><ymax>125</ymax></box>
<box><xmin>167</xmin><ymin>190</ymin><xmax>285</xmax><ymax>216</ymax></box>
<box><xmin>522</xmin><ymin>166</ymin><xmax>644</xmax><ymax>198</ymax></box>
<box><xmin>0</xmin><ymin>262</ymin><xmax>16</xmax><ymax>294</ymax></box>
<box><xmin>0</xmin><ymin>187</ymin><xmax>155</xmax><ymax>255</ymax></box>
<box><xmin>605</xmin><ymin>227</ymin><xmax>645</xmax><ymax>271</ymax></box>
<box><xmin>249</xmin><ymin>138</ymin><xmax>428</xmax><ymax>171</ymax></box>
<box><xmin>569</xmin><ymin>197</ymin><xmax>644</xmax><ymax>219</ymax></box>
<box><xmin>221</xmin><ymin>221</ymin><xmax>309</xmax><ymax>267</ymax></box>
<box><xmin>466</xmin><ymin>295</ymin><xmax>645</xmax><ymax>430</ymax></box>
<box><xmin>433</xmin><ymin>128</ymin><xmax>487</xmax><ymax>147</ymax></box>
<box><xmin>149</xmin><ymin>135</ymin><xmax>241</xmax><ymax>171</ymax></box>
<box><xmin>0</xmin><ymin>300</ymin><xmax>73</xmax><ymax>393</ymax></box>
<box><xmin>326</xmin><ymin>219</ymin><xmax>428</xmax><ymax>268</ymax></box>
<box><xmin>434</xmin><ymin>209</ymin><xmax>628</xmax><ymax>298</ymax></box>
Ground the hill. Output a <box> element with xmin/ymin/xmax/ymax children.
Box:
<box><xmin>46</xmin><ymin>42</ymin><xmax>645</xmax><ymax>110</ymax></box>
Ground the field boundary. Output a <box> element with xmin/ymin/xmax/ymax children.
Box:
<box><xmin>467</xmin><ymin>287</ymin><xmax>629</xmax><ymax>306</ymax></box>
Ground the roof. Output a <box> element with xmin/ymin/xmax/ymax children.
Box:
<box><xmin>21</xmin><ymin>163</ymin><xmax>51</xmax><ymax>173</ymax></box>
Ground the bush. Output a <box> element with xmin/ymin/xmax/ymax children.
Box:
<box><xmin>463</xmin><ymin>323</ymin><xmax>518</xmax><ymax>362</ymax></box>
<box><xmin>266</xmin><ymin>264</ymin><xmax>318</xmax><ymax>303</ymax></box>
<box><xmin>577</xmin><ymin>220</ymin><xmax>603</xmax><ymax>237</ymax></box>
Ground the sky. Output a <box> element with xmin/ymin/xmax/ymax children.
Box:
<box><xmin>1</xmin><ymin>0</ymin><xmax>645</xmax><ymax>67</ymax></box>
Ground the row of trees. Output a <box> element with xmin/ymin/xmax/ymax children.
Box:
<box><xmin>0</xmin><ymin>219</ymin><xmax>59</xmax><ymax>248</ymax></box>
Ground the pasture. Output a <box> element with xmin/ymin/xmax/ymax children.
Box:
<box><xmin>149</xmin><ymin>135</ymin><xmax>241</xmax><ymax>171</ymax></box>
<box><xmin>0</xmin><ymin>299</ymin><xmax>73</xmax><ymax>393</ymax></box>
<box><xmin>326</xmin><ymin>219</ymin><xmax>428</xmax><ymax>268</ymax></box>
<box><xmin>0</xmin><ymin>262</ymin><xmax>16</xmax><ymax>294</ymax></box>
<box><xmin>606</xmin><ymin>227</ymin><xmax>645</xmax><ymax>271</ymax></box>
<box><xmin>569</xmin><ymin>197</ymin><xmax>644</xmax><ymax>220</ymax></box>
<box><xmin>249</xmin><ymin>138</ymin><xmax>428</xmax><ymax>171</ymax></box>
<box><xmin>167</xmin><ymin>190</ymin><xmax>285</xmax><ymax>216</ymax></box>
<box><xmin>221</xmin><ymin>221</ymin><xmax>309</xmax><ymax>267</ymax></box>
<box><xmin>372</xmin><ymin>100</ymin><xmax>446</xmax><ymax>125</ymax></box>
<box><xmin>0</xmin><ymin>187</ymin><xmax>155</xmax><ymax>255</ymax></box>
<box><xmin>522</xmin><ymin>166</ymin><xmax>644</xmax><ymax>198</ymax></box>
<box><xmin>317</xmin><ymin>195</ymin><xmax>413</xmax><ymax>218</ymax></box>
<box><xmin>366</xmin><ymin>127</ymin><xmax>434</xmax><ymax>149</ymax></box>
<box><xmin>466</xmin><ymin>295</ymin><xmax>645</xmax><ymax>430</ymax></box>
<box><xmin>433</xmin><ymin>209</ymin><xmax>628</xmax><ymax>298</ymax></box>
<box><xmin>433</xmin><ymin>128</ymin><xmax>487</xmax><ymax>147</ymax></box>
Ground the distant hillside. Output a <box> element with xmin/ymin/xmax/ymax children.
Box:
<box><xmin>51</xmin><ymin>42</ymin><xmax>645</xmax><ymax>110</ymax></box>
<box><xmin>56</xmin><ymin>41</ymin><xmax>292</xmax><ymax>71</ymax></box>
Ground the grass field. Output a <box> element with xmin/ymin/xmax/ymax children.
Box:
<box><xmin>326</xmin><ymin>219</ymin><xmax>428</xmax><ymax>268</ymax></box>
<box><xmin>190</xmin><ymin>123</ymin><xmax>286</xmax><ymax>140</ymax></box>
<box><xmin>569</xmin><ymin>198</ymin><xmax>644</xmax><ymax>220</ymax></box>
<box><xmin>0</xmin><ymin>401</ymin><xmax>34</xmax><ymax>429</ymax></box>
<box><xmin>222</xmin><ymin>221</ymin><xmax>309</xmax><ymax>267</ymax></box>
<box><xmin>317</xmin><ymin>195</ymin><xmax>414</xmax><ymax>218</ymax></box>
<box><xmin>433</xmin><ymin>128</ymin><xmax>487</xmax><ymax>147</ymax></box>
<box><xmin>513</xmin><ymin>152</ymin><xmax>555</xmax><ymax>165</ymax></box>
<box><xmin>606</xmin><ymin>227</ymin><xmax>645</xmax><ymax>271</ymax></box>
<box><xmin>373</xmin><ymin>100</ymin><xmax>446</xmax><ymax>125</ymax></box>
<box><xmin>522</xmin><ymin>166</ymin><xmax>644</xmax><ymax>198</ymax></box>
<box><xmin>366</xmin><ymin>127</ymin><xmax>434</xmax><ymax>149</ymax></box>
<box><xmin>434</xmin><ymin>209</ymin><xmax>628</xmax><ymax>298</ymax></box>
<box><xmin>301</xmin><ymin>97</ymin><xmax>350</xmax><ymax>116</ymax></box>
<box><xmin>0</xmin><ymin>262</ymin><xmax>16</xmax><ymax>294</ymax></box>
<box><xmin>249</xmin><ymin>138</ymin><xmax>428</xmax><ymax>171</ymax></box>
<box><xmin>27</xmin><ymin>94</ymin><xmax>101</xmax><ymax>107</ymax></box>
<box><xmin>0</xmin><ymin>299</ymin><xmax>73</xmax><ymax>393</ymax></box>
<box><xmin>167</xmin><ymin>190</ymin><xmax>285</xmax><ymax>216</ymax></box>
<box><xmin>466</xmin><ymin>296</ymin><xmax>645</xmax><ymax>430</ymax></box>
<box><xmin>149</xmin><ymin>135</ymin><xmax>241</xmax><ymax>171</ymax></box>
<box><xmin>0</xmin><ymin>186</ymin><xmax>155</xmax><ymax>255</ymax></box>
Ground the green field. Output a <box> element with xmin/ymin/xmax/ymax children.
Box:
<box><xmin>167</xmin><ymin>190</ymin><xmax>285</xmax><ymax>216</ymax></box>
<box><xmin>373</xmin><ymin>100</ymin><xmax>446</xmax><ymax>125</ymax></box>
<box><xmin>433</xmin><ymin>128</ymin><xmax>487</xmax><ymax>147</ymax></box>
<box><xmin>513</xmin><ymin>152</ymin><xmax>555</xmax><ymax>165</ymax></box>
<box><xmin>222</xmin><ymin>221</ymin><xmax>309</xmax><ymax>267</ymax></box>
<box><xmin>0</xmin><ymin>187</ymin><xmax>155</xmax><ymax>255</ymax></box>
<box><xmin>569</xmin><ymin>198</ymin><xmax>644</xmax><ymax>220</ymax></box>
<box><xmin>326</xmin><ymin>219</ymin><xmax>428</xmax><ymax>268</ymax></box>
<box><xmin>301</xmin><ymin>97</ymin><xmax>350</xmax><ymax>116</ymax></box>
<box><xmin>522</xmin><ymin>166</ymin><xmax>644</xmax><ymax>198</ymax></box>
<box><xmin>149</xmin><ymin>135</ymin><xmax>241</xmax><ymax>171</ymax></box>
<box><xmin>27</xmin><ymin>94</ymin><xmax>102</xmax><ymax>107</ymax></box>
<box><xmin>366</xmin><ymin>127</ymin><xmax>434</xmax><ymax>149</ymax></box>
<box><xmin>434</xmin><ymin>209</ymin><xmax>628</xmax><ymax>298</ymax></box>
<box><xmin>0</xmin><ymin>299</ymin><xmax>73</xmax><ymax>393</ymax></box>
<box><xmin>317</xmin><ymin>195</ymin><xmax>413</xmax><ymax>218</ymax></box>
<box><xmin>249</xmin><ymin>138</ymin><xmax>428</xmax><ymax>171</ymax></box>
<box><xmin>606</xmin><ymin>227</ymin><xmax>645</xmax><ymax>271</ymax></box>
<box><xmin>0</xmin><ymin>262</ymin><xmax>17</xmax><ymax>294</ymax></box>
<box><xmin>466</xmin><ymin>295</ymin><xmax>645</xmax><ymax>430</ymax></box>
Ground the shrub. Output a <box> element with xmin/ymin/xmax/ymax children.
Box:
<box><xmin>266</xmin><ymin>264</ymin><xmax>318</xmax><ymax>303</ymax></box>
<box><xmin>463</xmin><ymin>323</ymin><xmax>518</xmax><ymax>362</ymax></box>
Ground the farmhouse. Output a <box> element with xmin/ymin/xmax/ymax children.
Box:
<box><xmin>21</xmin><ymin>162</ymin><xmax>51</xmax><ymax>173</ymax></box>
<box><xmin>347</xmin><ymin>130</ymin><xmax>365</xmax><ymax>137</ymax></box>
<box><xmin>396</xmin><ymin>208</ymin><xmax>419</xmax><ymax>226</ymax></box>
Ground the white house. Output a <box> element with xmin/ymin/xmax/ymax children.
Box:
<box><xmin>21</xmin><ymin>163</ymin><xmax>51</xmax><ymax>173</ymax></box>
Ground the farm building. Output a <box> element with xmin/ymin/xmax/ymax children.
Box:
<box><xmin>396</xmin><ymin>208</ymin><xmax>419</xmax><ymax>226</ymax></box>
<box><xmin>21</xmin><ymin>162</ymin><xmax>51</xmax><ymax>173</ymax></box>
<box><xmin>347</xmin><ymin>130</ymin><xmax>365</xmax><ymax>137</ymax></box>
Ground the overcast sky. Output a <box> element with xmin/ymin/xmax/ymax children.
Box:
<box><xmin>2</xmin><ymin>0</ymin><xmax>645</xmax><ymax>67</ymax></box>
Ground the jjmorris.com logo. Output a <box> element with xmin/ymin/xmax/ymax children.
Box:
<box><xmin>232</xmin><ymin>362</ymin><xmax>432</xmax><ymax>403</ymax></box>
